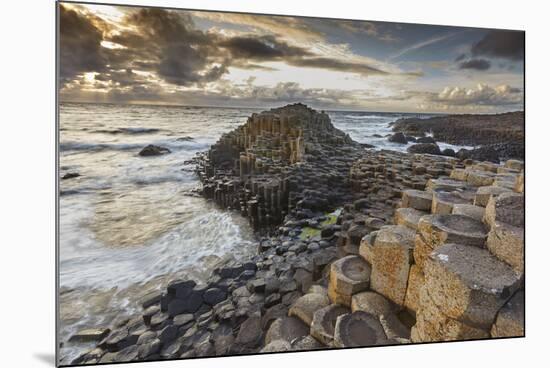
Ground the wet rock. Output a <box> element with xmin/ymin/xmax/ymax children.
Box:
<box><xmin>138</xmin><ymin>144</ymin><xmax>171</xmax><ymax>156</ymax></box>
<box><xmin>167</xmin><ymin>292</ymin><xmax>203</xmax><ymax>316</ymax></box>
<box><xmin>137</xmin><ymin>338</ymin><xmax>161</xmax><ymax>359</ymax></box>
<box><xmin>416</xmin><ymin>136</ymin><xmax>436</xmax><ymax>144</ymax></box>
<box><xmin>62</xmin><ymin>172</ymin><xmax>80</xmax><ymax>180</ymax></box>
<box><xmin>234</xmin><ymin>314</ymin><xmax>263</xmax><ymax>352</ymax></box>
<box><xmin>203</xmin><ymin>288</ymin><xmax>227</xmax><ymax>306</ymax></box>
<box><xmin>407</xmin><ymin>143</ymin><xmax>441</xmax><ymax>155</ymax></box>
<box><xmin>441</xmin><ymin>148</ymin><xmax>455</xmax><ymax>157</ymax></box>
<box><xmin>388</xmin><ymin>132</ymin><xmax>408</xmax><ymax>144</ymax></box>
<box><xmin>334</xmin><ymin>311</ymin><xmax>388</xmax><ymax>347</ymax></box>
<box><xmin>70</xmin><ymin>328</ymin><xmax>110</xmax><ymax>343</ymax></box>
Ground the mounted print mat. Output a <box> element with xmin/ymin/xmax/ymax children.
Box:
<box><xmin>57</xmin><ymin>1</ymin><xmax>525</xmax><ymax>366</ymax></box>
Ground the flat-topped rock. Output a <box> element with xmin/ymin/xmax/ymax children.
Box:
<box><xmin>417</xmin><ymin>214</ymin><xmax>487</xmax><ymax>253</ymax></box>
<box><xmin>394</xmin><ymin>207</ymin><xmax>426</xmax><ymax>230</ymax></box>
<box><xmin>289</xmin><ymin>293</ymin><xmax>330</xmax><ymax>326</ymax></box>
<box><xmin>431</xmin><ymin>191</ymin><xmax>471</xmax><ymax>214</ymax></box>
<box><xmin>450</xmin><ymin>168</ymin><xmax>469</xmax><ymax>181</ymax></box>
<box><xmin>291</xmin><ymin>335</ymin><xmax>324</xmax><ymax>350</ymax></box>
<box><xmin>491</xmin><ymin>291</ymin><xmax>525</xmax><ymax>338</ymax></box>
<box><xmin>310</xmin><ymin>304</ymin><xmax>351</xmax><ymax>345</ymax></box>
<box><xmin>351</xmin><ymin>291</ymin><xmax>394</xmax><ymax>316</ymax></box>
<box><xmin>70</xmin><ymin>328</ymin><xmax>111</xmax><ymax>343</ymax></box>
<box><xmin>484</xmin><ymin>192</ymin><xmax>524</xmax><ymax>228</ymax></box>
<box><xmin>370</xmin><ymin>225</ymin><xmax>415</xmax><ymax>306</ymax></box>
<box><xmin>466</xmin><ymin>170</ymin><xmax>495</xmax><ymax>186</ymax></box>
<box><xmin>505</xmin><ymin>159</ymin><xmax>524</xmax><ymax>171</ymax></box>
<box><xmin>451</xmin><ymin>204</ymin><xmax>484</xmax><ymax>221</ymax></box>
<box><xmin>474</xmin><ymin>186</ymin><xmax>512</xmax><ymax>207</ymax></box>
<box><xmin>426</xmin><ymin>178</ymin><xmax>468</xmax><ymax>192</ymax></box>
<box><xmin>333</xmin><ymin>311</ymin><xmax>388</xmax><ymax>347</ymax></box>
<box><xmin>265</xmin><ymin>316</ymin><xmax>309</xmax><ymax>345</ymax></box>
<box><xmin>425</xmin><ymin>243</ymin><xmax>523</xmax><ymax>328</ymax></box>
<box><xmin>329</xmin><ymin>255</ymin><xmax>371</xmax><ymax>297</ymax></box>
<box><xmin>402</xmin><ymin>190</ymin><xmax>432</xmax><ymax>211</ymax></box>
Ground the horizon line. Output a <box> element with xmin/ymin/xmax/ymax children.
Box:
<box><xmin>58</xmin><ymin>100</ymin><xmax>524</xmax><ymax>116</ymax></box>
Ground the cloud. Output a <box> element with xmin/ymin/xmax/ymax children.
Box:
<box><xmin>390</xmin><ymin>32</ymin><xmax>459</xmax><ymax>60</ymax></box>
<box><xmin>218</xmin><ymin>35</ymin><xmax>313</xmax><ymax>60</ymax></box>
<box><xmin>433</xmin><ymin>83</ymin><xmax>522</xmax><ymax>106</ymax></box>
<box><xmin>471</xmin><ymin>30</ymin><xmax>524</xmax><ymax>61</ymax></box>
<box><xmin>459</xmin><ymin>58</ymin><xmax>491</xmax><ymax>71</ymax></box>
<box><xmin>59</xmin><ymin>5</ymin><xmax>108</xmax><ymax>84</ymax></box>
<box><xmin>287</xmin><ymin>57</ymin><xmax>388</xmax><ymax>76</ymax></box>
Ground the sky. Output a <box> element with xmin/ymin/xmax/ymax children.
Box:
<box><xmin>58</xmin><ymin>2</ymin><xmax>524</xmax><ymax>113</ymax></box>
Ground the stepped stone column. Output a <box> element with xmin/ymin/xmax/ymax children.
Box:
<box><xmin>368</xmin><ymin>225</ymin><xmax>416</xmax><ymax>306</ymax></box>
<box><xmin>328</xmin><ymin>255</ymin><xmax>371</xmax><ymax>306</ymax></box>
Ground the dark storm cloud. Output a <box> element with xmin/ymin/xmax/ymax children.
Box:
<box><xmin>287</xmin><ymin>57</ymin><xmax>388</xmax><ymax>76</ymax></box>
<box><xmin>59</xmin><ymin>5</ymin><xmax>108</xmax><ymax>83</ymax></box>
<box><xmin>60</xmin><ymin>6</ymin><xmax>392</xmax><ymax>92</ymax></box>
<box><xmin>219</xmin><ymin>35</ymin><xmax>313</xmax><ymax>60</ymax></box>
<box><xmin>471</xmin><ymin>30</ymin><xmax>524</xmax><ymax>61</ymax></box>
<box><xmin>459</xmin><ymin>58</ymin><xmax>491</xmax><ymax>71</ymax></box>
<box><xmin>454</xmin><ymin>53</ymin><xmax>466</xmax><ymax>62</ymax></box>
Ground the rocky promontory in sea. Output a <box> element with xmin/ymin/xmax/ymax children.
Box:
<box><xmin>390</xmin><ymin>111</ymin><xmax>524</xmax><ymax>162</ymax></box>
<box><xmin>69</xmin><ymin>104</ymin><xmax>524</xmax><ymax>365</ymax></box>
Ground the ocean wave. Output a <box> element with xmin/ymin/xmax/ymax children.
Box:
<box><xmin>92</xmin><ymin>127</ymin><xmax>162</xmax><ymax>135</ymax></box>
<box><xmin>343</xmin><ymin>114</ymin><xmax>396</xmax><ymax>120</ymax></box>
<box><xmin>60</xmin><ymin>142</ymin><xmax>145</xmax><ymax>152</ymax></box>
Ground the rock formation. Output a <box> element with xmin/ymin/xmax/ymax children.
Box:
<box><xmin>68</xmin><ymin>105</ymin><xmax>524</xmax><ymax>364</ymax></box>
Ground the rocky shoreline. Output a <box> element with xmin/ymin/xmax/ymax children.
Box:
<box><xmin>68</xmin><ymin>104</ymin><xmax>524</xmax><ymax>365</ymax></box>
<box><xmin>390</xmin><ymin>111</ymin><xmax>524</xmax><ymax>162</ymax></box>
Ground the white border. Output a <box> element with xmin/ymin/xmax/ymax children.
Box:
<box><xmin>2</xmin><ymin>0</ymin><xmax>547</xmax><ymax>367</ymax></box>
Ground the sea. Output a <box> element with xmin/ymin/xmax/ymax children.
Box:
<box><xmin>58</xmin><ymin>103</ymin><xmax>471</xmax><ymax>362</ymax></box>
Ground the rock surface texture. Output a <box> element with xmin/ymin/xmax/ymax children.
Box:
<box><xmin>68</xmin><ymin>105</ymin><xmax>524</xmax><ymax>364</ymax></box>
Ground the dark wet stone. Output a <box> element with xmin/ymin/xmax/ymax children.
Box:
<box><xmin>203</xmin><ymin>288</ymin><xmax>227</xmax><ymax>306</ymax></box>
<box><xmin>138</xmin><ymin>144</ymin><xmax>171</xmax><ymax>156</ymax></box>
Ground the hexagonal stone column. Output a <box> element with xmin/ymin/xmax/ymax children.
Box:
<box><xmin>310</xmin><ymin>304</ymin><xmax>350</xmax><ymax>346</ymax></box>
<box><xmin>404</xmin><ymin>264</ymin><xmax>424</xmax><ymax>313</ymax></box>
<box><xmin>369</xmin><ymin>225</ymin><xmax>415</xmax><ymax>306</ymax></box>
<box><xmin>401</xmin><ymin>189</ymin><xmax>432</xmax><ymax>211</ymax></box>
<box><xmin>359</xmin><ymin>231</ymin><xmax>377</xmax><ymax>264</ymax></box>
<box><xmin>394</xmin><ymin>207</ymin><xmax>426</xmax><ymax>230</ymax></box>
<box><xmin>288</xmin><ymin>292</ymin><xmax>330</xmax><ymax>326</ymax></box>
<box><xmin>424</xmin><ymin>243</ymin><xmax>522</xmax><ymax>329</ymax></box>
<box><xmin>474</xmin><ymin>186</ymin><xmax>511</xmax><ymax>207</ymax></box>
<box><xmin>491</xmin><ymin>290</ymin><xmax>524</xmax><ymax>338</ymax></box>
<box><xmin>333</xmin><ymin>311</ymin><xmax>388</xmax><ymax>347</ymax></box>
<box><xmin>451</xmin><ymin>204</ymin><xmax>484</xmax><ymax>221</ymax></box>
<box><xmin>328</xmin><ymin>255</ymin><xmax>371</xmax><ymax>306</ymax></box>
<box><xmin>265</xmin><ymin>316</ymin><xmax>309</xmax><ymax>345</ymax></box>
<box><xmin>431</xmin><ymin>191</ymin><xmax>470</xmax><ymax>214</ymax></box>
<box><xmin>411</xmin><ymin>286</ymin><xmax>489</xmax><ymax>342</ymax></box>
<box><xmin>484</xmin><ymin>193</ymin><xmax>524</xmax><ymax>273</ymax></box>
<box><xmin>415</xmin><ymin>214</ymin><xmax>487</xmax><ymax>269</ymax></box>
<box><xmin>426</xmin><ymin>178</ymin><xmax>469</xmax><ymax>192</ymax></box>
<box><xmin>466</xmin><ymin>170</ymin><xmax>495</xmax><ymax>186</ymax></box>
<box><xmin>351</xmin><ymin>291</ymin><xmax>394</xmax><ymax>316</ymax></box>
